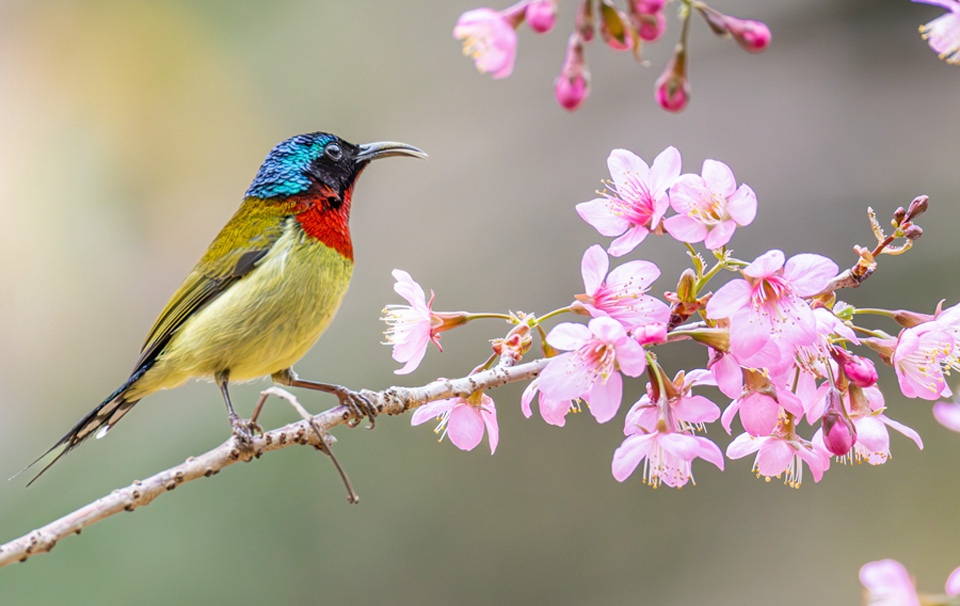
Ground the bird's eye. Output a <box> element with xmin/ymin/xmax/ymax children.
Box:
<box><xmin>324</xmin><ymin>144</ymin><xmax>342</xmax><ymax>161</ymax></box>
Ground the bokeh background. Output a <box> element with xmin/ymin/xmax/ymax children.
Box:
<box><xmin>2</xmin><ymin>0</ymin><xmax>959</xmax><ymax>603</ymax></box>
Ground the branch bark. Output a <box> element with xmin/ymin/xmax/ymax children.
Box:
<box><xmin>0</xmin><ymin>357</ymin><xmax>548</xmax><ymax>568</ymax></box>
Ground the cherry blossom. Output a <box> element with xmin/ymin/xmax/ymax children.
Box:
<box><xmin>454</xmin><ymin>8</ymin><xmax>518</xmax><ymax>79</ymax></box>
<box><xmin>576</xmin><ymin>244</ymin><xmax>670</xmax><ymax>330</ymax></box>
<box><xmin>705</xmin><ymin>249</ymin><xmax>838</xmax><ymax>361</ymax></box>
<box><xmin>538</xmin><ymin>317</ymin><xmax>648</xmax><ymax>423</ymax></box>
<box><xmin>576</xmin><ymin>147</ymin><xmax>681</xmax><ymax>256</ymax></box>
<box><xmin>412</xmin><ymin>392</ymin><xmax>499</xmax><ymax>454</ymax></box>
<box><xmin>663</xmin><ymin>159</ymin><xmax>757</xmax><ymax>250</ymax></box>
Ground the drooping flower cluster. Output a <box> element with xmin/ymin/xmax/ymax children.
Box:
<box><xmin>383</xmin><ymin>145</ymin><xmax>946</xmax><ymax>494</ymax></box>
<box><xmin>452</xmin><ymin>0</ymin><xmax>771</xmax><ymax>112</ymax></box>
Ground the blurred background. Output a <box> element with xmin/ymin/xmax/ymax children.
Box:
<box><xmin>2</xmin><ymin>0</ymin><xmax>959</xmax><ymax>603</ymax></box>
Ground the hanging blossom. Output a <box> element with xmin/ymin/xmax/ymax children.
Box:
<box><xmin>624</xmin><ymin>369</ymin><xmax>722</xmax><ymax>433</ymax></box>
<box><xmin>808</xmin><ymin>385</ymin><xmax>923</xmax><ymax>465</ymax></box>
<box><xmin>912</xmin><ymin>0</ymin><xmax>960</xmax><ymax>64</ymax></box>
<box><xmin>537</xmin><ymin>317</ymin><xmax>648</xmax><ymax>423</ymax></box>
<box><xmin>411</xmin><ymin>392</ymin><xmax>499</xmax><ymax>454</ymax></box>
<box><xmin>381</xmin><ymin>270</ymin><xmax>465</xmax><ymax>375</ymax></box>
<box><xmin>705</xmin><ymin>249</ymin><xmax>838</xmax><ymax>361</ymax></box>
<box><xmin>454</xmin><ymin>7</ymin><xmax>520</xmax><ymax>79</ymax></box>
<box><xmin>575</xmin><ymin>244</ymin><xmax>670</xmax><ymax>330</ymax></box>
<box><xmin>726</xmin><ymin>427</ymin><xmax>831</xmax><ymax>488</ymax></box>
<box><xmin>520</xmin><ymin>377</ymin><xmax>577</xmax><ymax>427</ymax></box>
<box><xmin>720</xmin><ymin>368</ymin><xmax>804</xmax><ymax>437</ymax></box>
<box><xmin>611</xmin><ymin>424</ymin><xmax>724</xmax><ymax>488</ymax></box>
<box><xmin>663</xmin><ymin>158</ymin><xmax>757</xmax><ymax>250</ymax></box>
<box><xmin>934</xmin><ymin>399</ymin><xmax>960</xmax><ymax>432</ymax></box>
<box><xmin>576</xmin><ymin>147</ymin><xmax>682</xmax><ymax>257</ymax></box>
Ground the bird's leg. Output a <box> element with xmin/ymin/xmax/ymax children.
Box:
<box><xmin>272</xmin><ymin>369</ymin><xmax>378</xmax><ymax>429</ymax></box>
<box><xmin>217</xmin><ymin>372</ymin><xmax>262</xmax><ymax>446</ymax></box>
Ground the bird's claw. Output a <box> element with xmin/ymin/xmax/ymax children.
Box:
<box><xmin>228</xmin><ymin>412</ymin><xmax>263</xmax><ymax>448</ymax></box>
<box><xmin>333</xmin><ymin>386</ymin><xmax>377</xmax><ymax>429</ymax></box>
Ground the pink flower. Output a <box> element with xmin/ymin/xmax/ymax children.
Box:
<box><xmin>576</xmin><ymin>244</ymin><xmax>670</xmax><ymax>330</ymax></box>
<box><xmin>576</xmin><ymin>147</ymin><xmax>681</xmax><ymax>257</ymax></box>
<box><xmin>412</xmin><ymin>392</ymin><xmax>499</xmax><ymax>454</ymax></box>
<box><xmin>893</xmin><ymin>322</ymin><xmax>954</xmax><ymax>400</ymax></box>
<box><xmin>525</xmin><ymin>0</ymin><xmax>557</xmax><ymax>33</ymax></box>
<box><xmin>720</xmin><ymin>369</ymin><xmax>803</xmax><ymax>436</ymax></box>
<box><xmin>705</xmin><ymin>249</ymin><xmax>838</xmax><ymax>361</ymax></box>
<box><xmin>726</xmin><ymin>430</ymin><xmax>830</xmax><ymax>487</ymax></box>
<box><xmin>624</xmin><ymin>369</ymin><xmax>722</xmax><ymax>433</ymax></box>
<box><xmin>382</xmin><ymin>270</ymin><xmax>441</xmax><ymax>374</ymax></box>
<box><xmin>859</xmin><ymin>559</ymin><xmax>920</xmax><ymax>606</ymax></box>
<box><xmin>612</xmin><ymin>426</ymin><xmax>724</xmax><ymax>487</ymax></box>
<box><xmin>554</xmin><ymin>33</ymin><xmax>590</xmax><ymax>110</ymax></box>
<box><xmin>454</xmin><ymin>8</ymin><xmax>518</xmax><ymax>79</ymax></box>
<box><xmin>933</xmin><ymin>399</ymin><xmax>960</xmax><ymax>432</ymax></box>
<box><xmin>913</xmin><ymin>0</ymin><xmax>960</xmax><ymax>64</ymax></box>
<box><xmin>521</xmin><ymin>377</ymin><xmax>575</xmax><ymax>427</ymax></box>
<box><xmin>663</xmin><ymin>159</ymin><xmax>757</xmax><ymax>250</ymax></box>
<box><xmin>538</xmin><ymin>317</ymin><xmax>648</xmax><ymax>423</ymax></box>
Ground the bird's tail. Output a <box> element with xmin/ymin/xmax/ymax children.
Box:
<box><xmin>14</xmin><ymin>366</ymin><xmax>149</xmax><ymax>486</ymax></box>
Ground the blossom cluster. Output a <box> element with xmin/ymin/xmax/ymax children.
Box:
<box><xmin>381</xmin><ymin>145</ymin><xmax>952</xmax><ymax>492</ymax></box>
<box><xmin>452</xmin><ymin>0</ymin><xmax>770</xmax><ymax>112</ymax></box>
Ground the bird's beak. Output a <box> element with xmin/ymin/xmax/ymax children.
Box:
<box><xmin>355</xmin><ymin>141</ymin><xmax>428</xmax><ymax>162</ymax></box>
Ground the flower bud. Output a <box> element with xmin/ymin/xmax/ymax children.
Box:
<box><xmin>599</xmin><ymin>0</ymin><xmax>634</xmax><ymax>50</ymax></box>
<box><xmin>903</xmin><ymin>224</ymin><xmax>923</xmax><ymax>241</ymax></box>
<box><xmin>725</xmin><ymin>16</ymin><xmax>771</xmax><ymax>52</ymax></box>
<box><xmin>907</xmin><ymin>194</ymin><xmax>929</xmax><ymax>220</ymax></box>
<box><xmin>576</xmin><ymin>0</ymin><xmax>595</xmax><ymax>42</ymax></box>
<box><xmin>525</xmin><ymin>0</ymin><xmax>557</xmax><ymax>33</ymax></box>
<box><xmin>832</xmin><ymin>347</ymin><xmax>879</xmax><ymax>388</ymax></box>
<box><xmin>629</xmin><ymin>0</ymin><xmax>666</xmax><ymax>41</ymax></box>
<box><xmin>633</xmin><ymin>321</ymin><xmax>667</xmax><ymax>345</ymax></box>
<box><xmin>821</xmin><ymin>389</ymin><xmax>857</xmax><ymax>457</ymax></box>
<box><xmin>555</xmin><ymin>33</ymin><xmax>591</xmax><ymax>111</ymax></box>
<box><xmin>655</xmin><ymin>48</ymin><xmax>689</xmax><ymax>112</ymax></box>
<box><xmin>676</xmin><ymin>268</ymin><xmax>697</xmax><ymax>302</ymax></box>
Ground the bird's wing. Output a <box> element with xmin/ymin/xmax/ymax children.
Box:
<box><xmin>134</xmin><ymin>204</ymin><xmax>290</xmax><ymax>370</ymax></box>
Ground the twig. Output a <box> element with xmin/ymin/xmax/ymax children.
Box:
<box><xmin>0</xmin><ymin>358</ymin><xmax>549</xmax><ymax>568</ymax></box>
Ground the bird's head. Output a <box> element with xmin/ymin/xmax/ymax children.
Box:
<box><xmin>244</xmin><ymin>132</ymin><xmax>426</xmax><ymax>203</ymax></box>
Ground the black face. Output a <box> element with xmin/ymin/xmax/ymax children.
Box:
<box><xmin>306</xmin><ymin>136</ymin><xmax>365</xmax><ymax>204</ymax></box>
<box><xmin>245</xmin><ymin>132</ymin><xmax>425</xmax><ymax>201</ymax></box>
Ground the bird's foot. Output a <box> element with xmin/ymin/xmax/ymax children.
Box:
<box><xmin>228</xmin><ymin>412</ymin><xmax>263</xmax><ymax>448</ymax></box>
<box><xmin>332</xmin><ymin>386</ymin><xmax>378</xmax><ymax>429</ymax></box>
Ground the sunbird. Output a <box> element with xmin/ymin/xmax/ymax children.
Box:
<box><xmin>25</xmin><ymin>132</ymin><xmax>426</xmax><ymax>483</ymax></box>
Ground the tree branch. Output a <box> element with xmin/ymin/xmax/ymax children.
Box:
<box><xmin>0</xmin><ymin>357</ymin><xmax>548</xmax><ymax>568</ymax></box>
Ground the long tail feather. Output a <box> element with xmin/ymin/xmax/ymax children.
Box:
<box><xmin>14</xmin><ymin>364</ymin><xmax>151</xmax><ymax>485</ymax></box>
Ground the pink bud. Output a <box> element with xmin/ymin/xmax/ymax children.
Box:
<box><xmin>636</xmin><ymin>11</ymin><xmax>666</xmax><ymax>42</ymax></box>
<box><xmin>832</xmin><ymin>347</ymin><xmax>879</xmax><ymax>388</ymax></box>
<box><xmin>525</xmin><ymin>0</ymin><xmax>557</xmax><ymax>34</ymax></box>
<box><xmin>724</xmin><ymin>17</ymin><xmax>771</xmax><ymax>52</ymax></box>
<box><xmin>654</xmin><ymin>50</ymin><xmax>689</xmax><ymax>113</ymax></box>
<box><xmin>555</xmin><ymin>33</ymin><xmax>590</xmax><ymax>111</ymax></box>
<box><xmin>822</xmin><ymin>389</ymin><xmax>857</xmax><ymax>457</ymax></box>
<box><xmin>634</xmin><ymin>322</ymin><xmax>667</xmax><ymax>345</ymax></box>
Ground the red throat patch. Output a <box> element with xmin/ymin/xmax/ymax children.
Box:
<box><xmin>292</xmin><ymin>188</ymin><xmax>353</xmax><ymax>260</ymax></box>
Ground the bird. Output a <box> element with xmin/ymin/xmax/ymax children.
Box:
<box><xmin>23</xmin><ymin>131</ymin><xmax>427</xmax><ymax>484</ymax></box>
